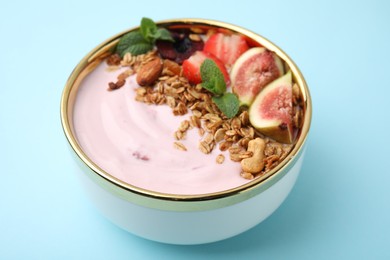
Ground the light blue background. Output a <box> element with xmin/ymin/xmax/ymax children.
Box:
<box><xmin>1</xmin><ymin>0</ymin><xmax>389</xmax><ymax>259</ymax></box>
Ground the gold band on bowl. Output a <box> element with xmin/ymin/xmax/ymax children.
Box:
<box><xmin>60</xmin><ymin>18</ymin><xmax>312</xmax><ymax>212</ymax></box>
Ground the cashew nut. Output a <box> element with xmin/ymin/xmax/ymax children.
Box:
<box><xmin>241</xmin><ymin>138</ymin><xmax>265</xmax><ymax>173</ymax></box>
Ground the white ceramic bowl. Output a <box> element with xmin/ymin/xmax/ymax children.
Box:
<box><xmin>61</xmin><ymin>19</ymin><xmax>312</xmax><ymax>245</ymax></box>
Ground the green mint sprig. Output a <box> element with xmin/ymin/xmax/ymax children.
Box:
<box><xmin>200</xmin><ymin>59</ymin><xmax>226</xmax><ymax>95</ymax></box>
<box><xmin>200</xmin><ymin>59</ymin><xmax>240</xmax><ymax>118</ymax></box>
<box><xmin>116</xmin><ymin>17</ymin><xmax>174</xmax><ymax>57</ymax></box>
<box><xmin>212</xmin><ymin>93</ymin><xmax>240</xmax><ymax>119</ymax></box>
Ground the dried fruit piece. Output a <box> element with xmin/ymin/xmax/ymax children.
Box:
<box><xmin>249</xmin><ymin>71</ymin><xmax>294</xmax><ymax>144</ymax></box>
<box><xmin>156</xmin><ymin>32</ymin><xmax>204</xmax><ymax>64</ymax></box>
<box><xmin>231</xmin><ymin>47</ymin><xmax>284</xmax><ymax>106</ymax></box>
<box><xmin>108</xmin><ymin>79</ymin><xmax>126</xmax><ymax>91</ymax></box>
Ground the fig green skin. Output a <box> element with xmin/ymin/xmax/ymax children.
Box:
<box><xmin>231</xmin><ymin>47</ymin><xmax>284</xmax><ymax>107</ymax></box>
<box><xmin>249</xmin><ymin>71</ymin><xmax>294</xmax><ymax>144</ymax></box>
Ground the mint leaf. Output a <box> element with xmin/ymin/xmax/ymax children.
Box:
<box><xmin>199</xmin><ymin>59</ymin><xmax>239</xmax><ymax>118</ymax></box>
<box><xmin>212</xmin><ymin>93</ymin><xmax>240</xmax><ymax>119</ymax></box>
<box><xmin>155</xmin><ymin>28</ymin><xmax>174</xmax><ymax>42</ymax></box>
<box><xmin>116</xmin><ymin>31</ymin><xmax>153</xmax><ymax>56</ymax></box>
<box><xmin>140</xmin><ymin>17</ymin><xmax>157</xmax><ymax>43</ymax></box>
<box><xmin>139</xmin><ymin>17</ymin><xmax>174</xmax><ymax>43</ymax></box>
<box><xmin>117</xmin><ymin>18</ymin><xmax>174</xmax><ymax>56</ymax></box>
<box><xmin>200</xmin><ymin>59</ymin><xmax>226</xmax><ymax>96</ymax></box>
<box><xmin>122</xmin><ymin>42</ymin><xmax>153</xmax><ymax>56</ymax></box>
<box><xmin>116</xmin><ymin>18</ymin><xmax>174</xmax><ymax>57</ymax></box>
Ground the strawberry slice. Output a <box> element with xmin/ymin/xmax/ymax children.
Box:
<box><xmin>204</xmin><ymin>33</ymin><xmax>249</xmax><ymax>67</ymax></box>
<box><xmin>182</xmin><ymin>51</ymin><xmax>230</xmax><ymax>85</ymax></box>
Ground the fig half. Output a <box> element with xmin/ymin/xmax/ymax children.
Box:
<box><xmin>249</xmin><ymin>71</ymin><xmax>294</xmax><ymax>144</ymax></box>
<box><xmin>231</xmin><ymin>47</ymin><xmax>284</xmax><ymax>106</ymax></box>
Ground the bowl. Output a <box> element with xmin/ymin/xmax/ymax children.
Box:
<box><xmin>60</xmin><ymin>18</ymin><xmax>312</xmax><ymax>244</ymax></box>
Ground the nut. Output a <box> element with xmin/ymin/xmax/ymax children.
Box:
<box><xmin>240</xmin><ymin>138</ymin><xmax>266</xmax><ymax>173</ymax></box>
<box><xmin>136</xmin><ymin>57</ymin><xmax>163</xmax><ymax>86</ymax></box>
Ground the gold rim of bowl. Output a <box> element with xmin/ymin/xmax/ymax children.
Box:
<box><xmin>60</xmin><ymin>18</ymin><xmax>312</xmax><ymax>212</ymax></box>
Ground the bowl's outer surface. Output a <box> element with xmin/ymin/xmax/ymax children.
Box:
<box><xmin>61</xmin><ymin>18</ymin><xmax>312</xmax><ymax>244</ymax></box>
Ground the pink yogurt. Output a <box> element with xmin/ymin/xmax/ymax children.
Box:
<box><xmin>73</xmin><ymin>62</ymin><xmax>250</xmax><ymax>195</ymax></box>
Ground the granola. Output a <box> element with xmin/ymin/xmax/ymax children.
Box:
<box><xmin>105</xmin><ymin>26</ymin><xmax>304</xmax><ymax>180</ymax></box>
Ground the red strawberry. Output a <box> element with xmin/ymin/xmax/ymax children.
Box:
<box><xmin>182</xmin><ymin>51</ymin><xmax>230</xmax><ymax>85</ymax></box>
<box><xmin>204</xmin><ymin>33</ymin><xmax>249</xmax><ymax>66</ymax></box>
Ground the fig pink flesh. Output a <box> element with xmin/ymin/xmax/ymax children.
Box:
<box><xmin>260</xmin><ymin>84</ymin><xmax>292</xmax><ymax>124</ymax></box>
<box><xmin>234</xmin><ymin>51</ymin><xmax>281</xmax><ymax>102</ymax></box>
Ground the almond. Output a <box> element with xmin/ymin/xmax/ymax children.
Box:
<box><xmin>136</xmin><ymin>57</ymin><xmax>163</xmax><ymax>86</ymax></box>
